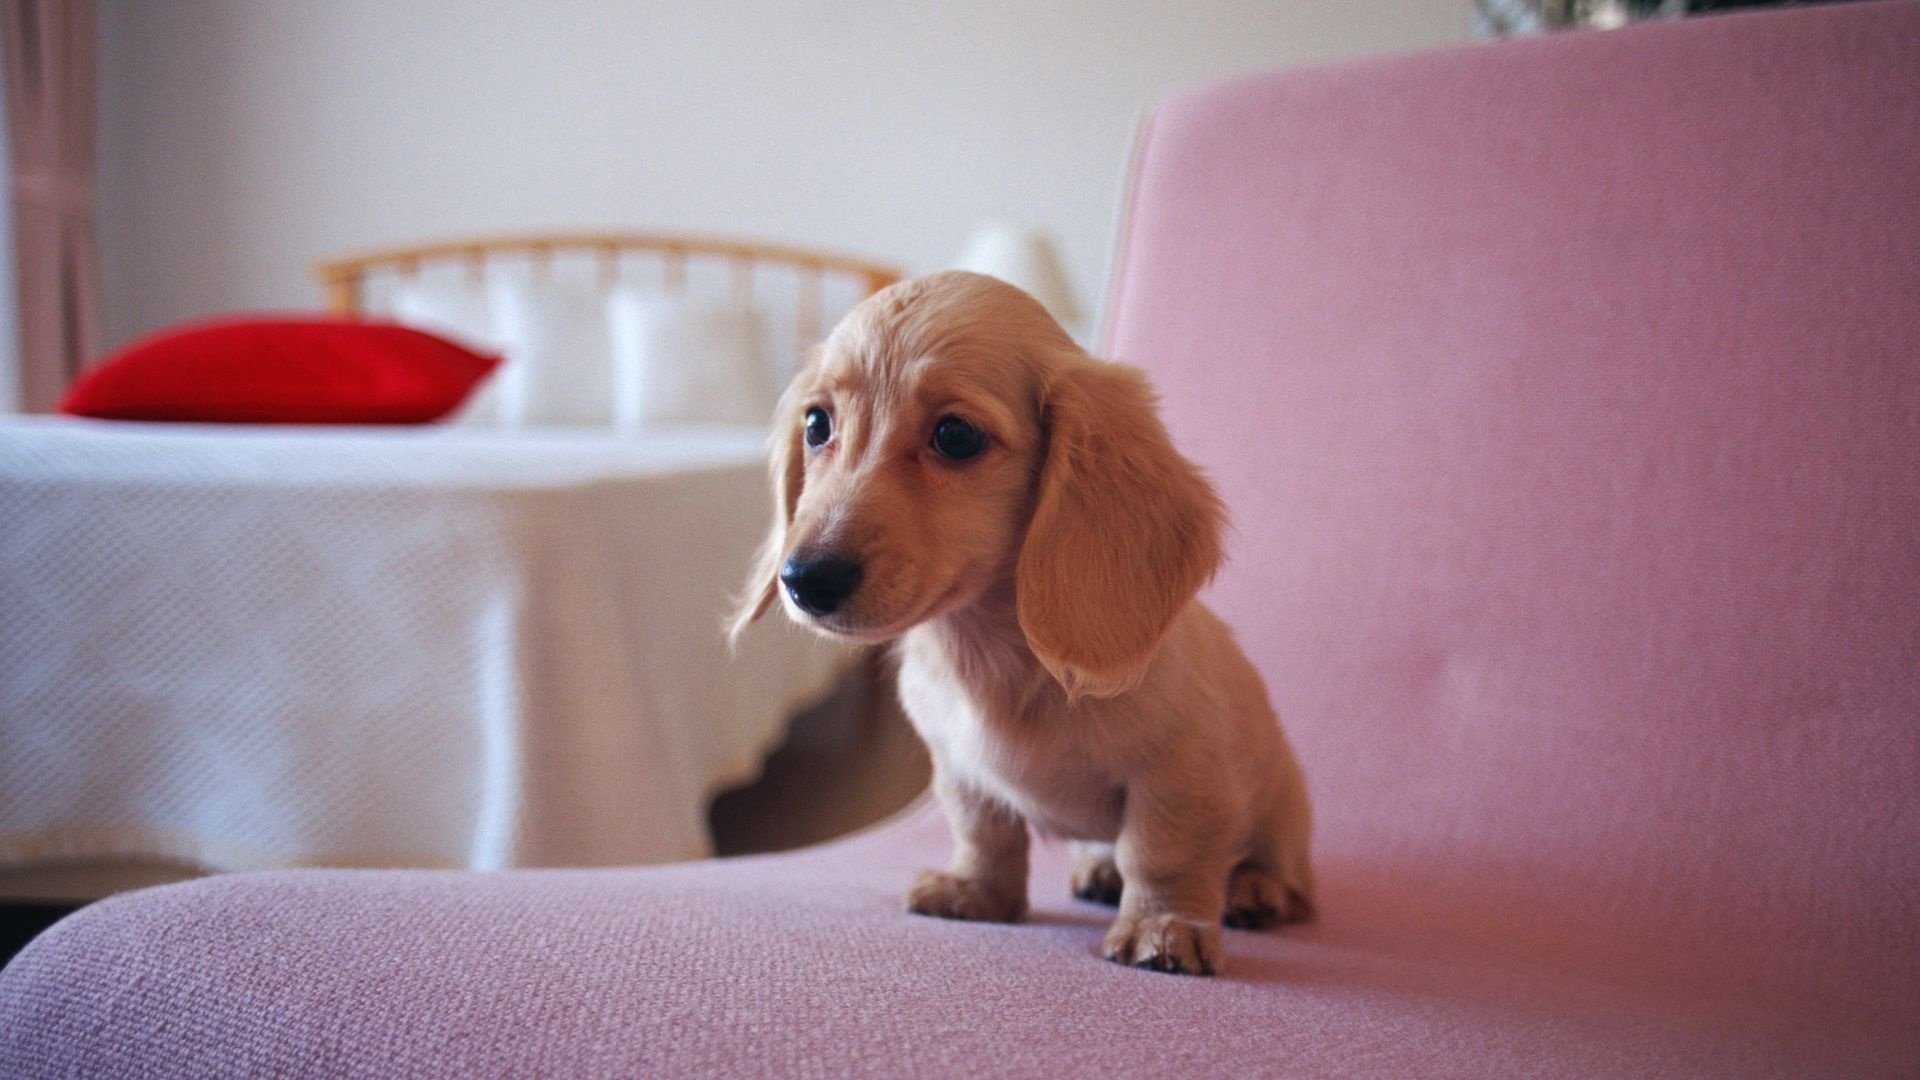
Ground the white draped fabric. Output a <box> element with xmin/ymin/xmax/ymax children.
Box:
<box><xmin>0</xmin><ymin>417</ymin><xmax>850</xmax><ymax>871</ymax></box>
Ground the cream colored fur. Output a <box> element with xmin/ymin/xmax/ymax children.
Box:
<box><xmin>733</xmin><ymin>271</ymin><xmax>1313</xmax><ymax>975</ymax></box>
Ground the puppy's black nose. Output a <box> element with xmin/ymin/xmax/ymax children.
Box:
<box><xmin>779</xmin><ymin>554</ymin><xmax>863</xmax><ymax>617</ymax></box>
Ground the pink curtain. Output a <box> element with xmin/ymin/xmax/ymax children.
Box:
<box><xmin>2</xmin><ymin>0</ymin><xmax>98</xmax><ymax>412</ymax></box>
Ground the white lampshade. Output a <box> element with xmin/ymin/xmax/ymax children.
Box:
<box><xmin>951</xmin><ymin>223</ymin><xmax>1082</xmax><ymax>329</ymax></box>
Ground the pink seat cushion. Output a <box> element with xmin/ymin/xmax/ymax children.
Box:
<box><xmin>3</xmin><ymin>3</ymin><xmax>1915</xmax><ymax>1075</ymax></box>
<box><xmin>0</xmin><ymin>805</ymin><xmax>1905</xmax><ymax>1076</ymax></box>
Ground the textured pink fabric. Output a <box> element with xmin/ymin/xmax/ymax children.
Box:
<box><xmin>4</xmin><ymin>4</ymin><xmax>1917</xmax><ymax>1075</ymax></box>
<box><xmin>1107</xmin><ymin>0</ymin><xmax>1920</xmax><ymax>1016</ymax></box>
<box><xmin>1</xmin><ymin>807</ymin><xmax>1905</xmax><ymax>1077</ymax></box>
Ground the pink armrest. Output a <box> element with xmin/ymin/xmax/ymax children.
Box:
<box><xmin>1109</xmin><ymin>0</ymin><xmax>1919</xmax><ymax>1005</ymax></box>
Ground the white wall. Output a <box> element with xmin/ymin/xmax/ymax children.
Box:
<box><xmin>97</xmin><ymin>0</ymin><xmax>1463</xmax><ymax>350</ymax></box>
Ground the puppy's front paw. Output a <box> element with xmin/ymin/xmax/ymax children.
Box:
<box><xmin>1069</xmin><ymin>853</ymin><xmax>1123</xmax><ymax>906</ymax></box>
<box><xmin>906</xmin><ymin>870</ymin><xmax>1026</xmax><ymax>923</ymax></box>
<box><xmin>1103</xmin><ymin>913</ymin><xmax>1222</xmax><ymax>976</ymax></box>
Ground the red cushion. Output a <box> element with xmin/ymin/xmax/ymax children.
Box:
<box><xmin>58</xmin><ymin>317</ymin><xmax>501</xmax><ymax>424</ymax></box>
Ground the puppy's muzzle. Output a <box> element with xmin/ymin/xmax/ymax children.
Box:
<box><xmin>780</xmin><ymin>553</ymin><xmax>863</xmax><ymax>617</ymax></box>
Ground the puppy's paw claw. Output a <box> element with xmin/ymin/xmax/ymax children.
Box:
<box><xmin>1069</xmin><ymin>857</ymin><xmax>1123</xmax><ymax>907</ymax></box>
<box><xmin>1223</xmin><ymin>867</ymin><xmax>1311</xmax><ymax>930</ymax></box>
<box><xmin>1222</xmin><ymin>904</ymin><xmax>1278</xmax><ymax>930</ymax></box>
<box><xmin>906</xmin><ymin>870</ymin><xmax>1026</xmax><ymax>923</ymax></box>
<box><xmin>1103</xmin><ymin>914</ymin><xmax>1221</xmax><ymax>976</ymax></box>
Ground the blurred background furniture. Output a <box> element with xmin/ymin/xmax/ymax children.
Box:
<box><xmin>1472</xmin><ymin>0</ymin><xmax>1819</xmax><ymax>36</ymax></box>
<box><xmin>316</xmin><ymin>232</ymin><xmax>899</xmax><ymax>429</ymax></box>
<box><xmin>0</xmin><ymin>233</ymin><xmax>907</xmax><ymax>901</ymax></box>
<box><xmin>951</xmin><ymin>223</ymin><xmax>1083</xmax><ymax>341</ymax></box>
<box><xmin>3</xmin><ymin>2</ymin><xmax>1914</xmax><ymax>1073</ymax></box>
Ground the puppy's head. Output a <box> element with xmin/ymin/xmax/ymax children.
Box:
<box><xmin>732</xmin><ymin>270</ymin><xmax>1223</xmax><ymax>699</ymax></box>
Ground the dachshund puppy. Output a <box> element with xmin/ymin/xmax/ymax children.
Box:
<box><xmin>732</xmin><ymin>271</ymin><xmax>1313</xmax><ymax>975</ymax></box>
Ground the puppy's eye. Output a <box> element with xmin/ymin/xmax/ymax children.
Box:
<box><xmin>804</xmin><ymin>407</ymin><xmax>832</xmax><ymax>449</ymax></box>
<box><xmin>930</xmin><ymin>416</ymin><xmax>987</xmax><ymax>461</ymax></box>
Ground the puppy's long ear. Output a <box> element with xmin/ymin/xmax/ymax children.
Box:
<box><xmin>728</xmin><ymin>377</ymin><xmax>808</xmax><ymax>647</ymax></box>
<box><xmin>1017</xmin><ymin>359</ymin><xmax>1225</xmax><ymax>699</ymax></box>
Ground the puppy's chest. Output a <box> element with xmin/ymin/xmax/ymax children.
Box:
<box><xmin>898</xmin><ymin>653</ymin><xmax>1122</xmax><ymax>840</ymax></box>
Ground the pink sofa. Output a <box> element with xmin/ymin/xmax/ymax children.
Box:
<box><xmin>4</xmin><ymin>3</ymin><xmax>1915</xmax><ymax>1074</ymax></box>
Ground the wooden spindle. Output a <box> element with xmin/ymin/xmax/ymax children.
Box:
<box><xmin>731</xmin><ymin>255</ymin><xmax>753</xmax><ymax>304</ymax></box>
<box><xmin>797</xmin><ymin>264</ymin><xmax>822</xmax><ymax>344</ymax></box>
<box><xmin>323</xmin><ymin>276</ymin><xmax>362</xmax><ymax>316</ymax></box>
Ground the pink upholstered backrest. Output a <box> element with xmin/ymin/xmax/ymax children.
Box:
<box><xmin>1108</xmin><ymin>1</ymin><xmax>1917</xmax><ymax>981</ymax></box>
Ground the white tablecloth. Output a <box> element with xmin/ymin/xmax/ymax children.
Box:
<box><xmin>0</xmin><ymin>417</ymin><xmax>850</xmax><ymax>871</ymax></box>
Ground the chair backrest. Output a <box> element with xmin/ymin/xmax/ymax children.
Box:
<box><xmin>313</xmin><ymin>233</ymin><xmax>900</xmax><ymax>428</ymax></box>
<box><xmin>1107</xmin><ymin>0</ymin><xmax>1917</xmax><ymax>981</ymax></box>
<box><xmin>315</xmin><ymin>231</ymin><xmax>900</xmax><ymax>345</ymax></box>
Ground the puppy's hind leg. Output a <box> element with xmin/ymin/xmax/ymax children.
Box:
<box><xmin>1068</xmin><ymin>841</ymin><xmax>1123</xmax><ymax>906</ymax></box>
<box><xmin>1225</xmin><ymin>793</ymin><xmax>1315</xmax><ymax>929</ymax></box>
